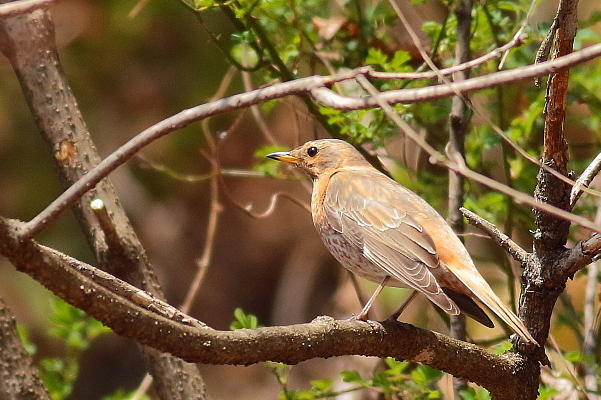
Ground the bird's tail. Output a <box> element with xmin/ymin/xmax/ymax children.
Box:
<box><xmin>442</xmin><ymin>287</ymin><xmax>494</xmax><ymax>328</ymax></box>
<box><xmin>452</xmin><ymin>270</ymin><xmax>538</xmax><ymax>345</ymax></box>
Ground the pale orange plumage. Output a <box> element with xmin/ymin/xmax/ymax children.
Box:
<box><xmin>267</xmin><ymin>139</ymin><xmax>537</xmax><ymax>345</ymax></box>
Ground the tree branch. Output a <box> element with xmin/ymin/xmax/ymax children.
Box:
<box><xmin>516</xmin><ymin>0</ymin><xmax>581</xmax><ymax>385</ymax></box>
<box><xmin>570</xmin><ymin>151</ymin><xmax>601</xmax><ymax>206</ymax></box>
<box><xmin>0</xmin><ymin>5</ymin><xmax>210</xmax><ymax>398</ymax></box>
<box><xmin>0</xmin><ymin>216</ymin><xmax>538</xmax><ymax>399</ymax></box>
<box><xmin>17</xmin><ymin>42</ymin><xmax>601</xmax><ymax>239</ymax></box>
<box><xmin>448</xmin><ymin>0</ymin><xmax>473</xmax><ymax>393</ymax></box>
<box><xmin>0</xmin><ymin>296</ymin><xmax>51</xmax><ymax>400</ymax></box>
<box><xmin>461</xmin><ymin>208</ymin><xmax>531</xmax><ymax>266</ymax></box>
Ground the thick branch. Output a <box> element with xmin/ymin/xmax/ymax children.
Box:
<box><xmin>0</xmin><ymin>6</ymin><xmax>209</xmax><ymax>398</ymax></box>
<box><xmin>559</xmin><ymin>233</ymin><xmax>601</xmax><ymax>278</ymax></box>
<box><xmin>519</xmin><ymin>0</ymin><xmax>580</xmax><ymax>367</ymax></box>
<box><xmin>0</xmin><ymin>296</ymin><xmax>50</xmax><ymax>400</ymax></box>
<box><xmin>0</xmin><ymin>216</ymin><xmax>537</xmax><ymax>398</ymax></box>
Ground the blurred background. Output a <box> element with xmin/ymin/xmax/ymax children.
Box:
<box><xmin>1</xmin><ymin>0</ymin><xmax>600</xmax><ymax>398</ymax></box>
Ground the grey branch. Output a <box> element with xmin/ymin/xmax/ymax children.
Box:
<box><xmin>20</xmin><ymin>43</ymin><xmax>601</xmax><ymax>239</ymax></box>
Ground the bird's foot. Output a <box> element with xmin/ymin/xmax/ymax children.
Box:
<box><xmin>347</xmin><ymin>312</ymin><xmax>368</xmax><ymax>322</ymax></box>
<box><xmin>348</xmin><ymin>313</ymin><xmax>383</xmax><ymax>334</ymax></box>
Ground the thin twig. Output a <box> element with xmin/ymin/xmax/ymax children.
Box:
<box><xmin>446</xmin><ymin>1</ymin><xmax>473</xmax><ymax>394</ymax></box>
<box><xmin>461</xmin><ymin>208</ymin><xmax>531</xmax><ymax>265</ymax></box>
<box><xmin>19</xmin><ymin>45</ymin><xmax>601</xmax><ymax>239</ymax></box>
<box><xmin>384</xmin><ymin>1</ymin><xmax>601</xmax><ymax>204</ymax></box>
<box><xmin>571</xmin><ymin>151</ymin><xmax>601</xmax><ymax>206</ymax></box>
<box><xmin>136</xmin><ymin>154</ymin><xmax>266</xmax><ymax>182</ymax></box>
<box><xmin>582</xmin><ymin>194</ymin><xmax>601</xmax><ymax>398</ymax></box>
<box><xmin>180</xmin><ymin>68</ymin><xmax>242</xmax><ymax>313</ymax></box>
<box><xmin>130</xmin><ymin>374</ymin><xmax>153</xmax><ymax>400</ymax></box>
<box><xmin>534</xmin><ymin>18</ymin><xmax>559</xmax><ymax>87</ymax></box>
<box><xmin>355</xmin><ymin>70</ymin><xmax>601</xmax><ymax>235</ymax></box>
<box><xmin>369</xmin><ymin>30</ymin><xmax>527</xmax><ymax>81</ymax></box>
<box><xmin>241</xmin><ymin>68</ymin><xmax>277</xmax><ymax>144</ymax></box>
<box><xmin>132</xmin><ymin>66</ymin><xmax>239</xmax><ymax>398</ymax></box>
<box><xmin>18</xmin><ymin>68</ymin><xmax>368</xmax><ymax>238</ymax></box>
<box><xmin>238</xmin><ymin>191</ymin><xmax>311</xmax><ymax>218</ymax></box>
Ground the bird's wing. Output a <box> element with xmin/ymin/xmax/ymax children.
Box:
<box><xmin>323</xmin><ymin>170</ymin><xmax>458</xmax><ymax>314</ymax></box>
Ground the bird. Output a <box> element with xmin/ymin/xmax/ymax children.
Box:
<box><xmin>267</xmin><ymin>138</ymin><xmax>537</xmax><ymax>345</ymax></box>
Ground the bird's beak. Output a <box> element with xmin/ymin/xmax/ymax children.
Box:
<box><xmin>266</xmin><ymin>151</ymin><xmax>298</xmax><ymax>164</ymax></box>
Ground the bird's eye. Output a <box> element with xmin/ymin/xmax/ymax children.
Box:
<box><xmin>307</xmin><ymin>146</ymin><xmax>318</xmax><ymax>157</ymax></box>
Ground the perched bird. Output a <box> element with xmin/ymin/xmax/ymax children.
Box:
<box><xmin>267</xmin><ymin>139</ymin><xmax>536</xmax><ymax>345</ymax></box>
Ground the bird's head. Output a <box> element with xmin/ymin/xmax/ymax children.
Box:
<box><xmin>266</xmin><ymin>139</ymin><xmax>371</xmax><ymax>179</ymax></box>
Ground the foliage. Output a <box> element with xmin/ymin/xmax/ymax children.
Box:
<box><xmin>273</xmin><ymin>358</ymin><xmax>445</xmax><ymax>399</ymax></box>
<box><xmin>230</xmin><ymin>307</ymin><xmax>262</xmax><ymax>330</ymax></box>
<box><xmin>18</xmin><ymin>297</ymin><xmax>111</xmax><ymax>400</ymax></box>
<box><xmin>4</xmin><ymin>0</ymin><xmax>601</xmax><ymax>398</ymax></box>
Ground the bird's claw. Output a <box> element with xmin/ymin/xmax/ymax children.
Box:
<box><xmin>348</xmin><ymin>314</ymin><xmax>383</xmax><ymax>334</ymax></box>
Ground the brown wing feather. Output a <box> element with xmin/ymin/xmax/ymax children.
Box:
<box><xmin>323</xmin><ymin>170</ymin><xmax>459</xmax><ymax>315</ymax></box>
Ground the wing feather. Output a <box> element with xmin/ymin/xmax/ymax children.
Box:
<box><xmin>322</xmin><ymin>170</ymin><xmax>458</xmax><ymax>314</ymax></box>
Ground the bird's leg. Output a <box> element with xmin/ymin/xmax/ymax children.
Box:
<box><xmin>387</xmin><ymin>290</ymin><xmax>419</xmax><ymax>321</ymax></box>
<box><xmin>351</xmin><ymin>276</ymin><xmax>390</xmax><ymax>321</ymax></box>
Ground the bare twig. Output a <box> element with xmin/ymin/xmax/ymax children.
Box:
<box><xmin>241</xmin><ymin>68</ymin><xmax>277</xmax><ymax>144</ymax></box>
<box><xmin>534</xmin><ymin>18</ymin><xmax>559</xmax><ymax>87</ymax></box>
<box><xmin>18</xmin><ymin>68</ymin><xmax>367</xmax><ymax>238</ymax></box>
<box><xmin>446</xmin><ymin>0</ymin><xmax>473</xmax><ymax>393</ymax></box>
<box><xmin>0</xmin><ymin>7</ymin><xmax>210</xmax><ymax>398</ymax></box>
<box><xmin>369</xmin><ymin>29</ymin><xmax>527</xmax><ymax>81</ymax></box>
<box><xmin>180</xmin><ymin>67</ymin><xmax>240</xmax><ymax>315</ymax></box>
<box><xmin>461</xmin><ymin>208</ymin><xmax>531</xmax><ymax>266</ymax></box>
<box><xmin>239</xmin><ymin>191</ymin><xmax>311</xmax><ymax>218</ymax></box>
<box><xmin>381</xmin><ymin>0</ymin><xmax>599</xmax><ymax>205</ymax></box>
<box><xmin>136</xmin><ymin>154</ymin><xmax>267</xmax><ymax>181</ymax></box>
<box><xmin>582</xmin><ymin>197</ymin><xmax>601</xmax><ymax>399</ymax></box>
<box><xmin>583</xmin><ymin>265</ymin><xmax>599</xmax><ymax>396</ymax></box>
<box><xmin>571</xmin><ymin>151</ymin><xmax>601</xmax><ymax>206</ymax></box>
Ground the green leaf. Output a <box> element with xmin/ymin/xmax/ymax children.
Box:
<box><xmin>340</xmin><ymin>369</ymin><xmax>363</xmax><ymax>383</ymax></box>
<box><xmin>410</xmin><ymin>364</ymin><xmax>443</xmax><ymax>387</ymax></box>
<box><xmin>230</xmin><ymin>307</ymin><xmax>261</xmax><ymax>330</ymax></box>
<box><xmin>310</xmin><ymin>378</ymin><xmax>332</xmax><ymax>391</ymax></box>
<box><xmin>17</xmin><ymin>325</ymin><xmax>37</xmax><ymax>356</ymax></box>
<box><xmin>564</xmin><ymin>351</ymin><xmax>582</xmax><ymax>363</ymax></box>
<box><xmin>384</xmin><ymin>357</ymin><xmax>409</xmax><ymax>376</ymax></box>
<box><xmin>459</xmin><ymin>386</ymin><xmax>491</xmax><ymax>400</ymax></box>
<box><xmin>253</xmin><ymin>145</ymin><xmax>290</xmax><ymax>178</ymax></box>
<box><xmin>366</xmin><ymin>48</ymin><xmax>388</xmax><ymax>67</ymax></box>
<box><xmin>538</xmin><ymin>386</ymin><xmax>561</xmax><ymax>400</ymax></box>
<box><xmin>389</xmin><ymin>50</ymin><xmax>411</xmax><ymax>70</ymax></box>
<box><xmin>49</xmin><ymin>297</ymin><xmax>111</xmax><ymax>351</ymax></box>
